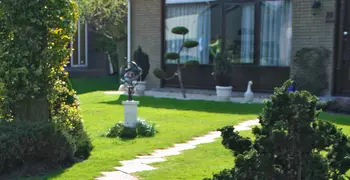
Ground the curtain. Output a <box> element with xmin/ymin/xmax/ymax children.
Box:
<box><xmin>165</xmin><ymin>3</ymin><xmax>211</xmax><ymax>64</ymax></box>
<box><xmin>260</xmin><ymin>0</ymin><xmax>292</xmax><ymax>66</ymax></box>
<box><xmin>240</xmin><ymin>4</ymin><xmax>255</xmax><ymax>63</ymax></box>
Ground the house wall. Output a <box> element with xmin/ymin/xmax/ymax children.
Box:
<box><xmin>291</xmin><ymin>0</ymin><xmax>338</xmax><ymax>96</ymax></box>
<box><xmin>131</xmin><ymin>0</ymin><xmax>163</xmax><ymax>88</ymax></box>
<box><xmin>131</xmin><ymin>0</ymin><xmax>341</xmax><ymax>92</ymax></box>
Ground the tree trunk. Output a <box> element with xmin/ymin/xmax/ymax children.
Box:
<box><xmin>12</xmin><ymin>98</ymin><xmax>49</xmax><ymax>122</ymax></box>
<box><xmin>177</xmin><ymin>69</ymin><xmax>186</xmax><ymax>98</ymax></box>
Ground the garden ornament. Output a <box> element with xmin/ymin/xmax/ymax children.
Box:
<box><xmin>244</xmin><ymin>81</ymin><xmax>254</xmax><ymax>103</ymax></box>
<box><xmin>120</xmin><ymin>61</ymin><xmax>143</xmax><ymax>101</ymax></box>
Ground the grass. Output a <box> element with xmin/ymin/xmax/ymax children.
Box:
<box><xmin>23</xmin><ymin>76</ymin><xmax>350</xmax><ymax>180</ymax></box>
<box><xmin>25</xmin><ymin>77</ymin><xmax>263</xmax><ymax>180</ymax></box>
<box><xmin>136</xmin><ymin>130</ymin><xmax>254</xmax><ymax>180</ymax></box>
<box><xmin>136</xmin><ymin>113</ymin><xmax>350</xmax><ymax>180</ymax></box>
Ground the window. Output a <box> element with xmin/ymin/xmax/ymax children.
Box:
<box><xmin>70</xmin><ymin>20</ymin><xmax>88</xmax><ymax>67</ymax></box>
<box><xmin>164</xmin><ymin>0</ymin><xmax>292</xmax><ymax>67</ymax></box>
<box><xmin>224</xmin><ymin>3</ymin><xmax>255</xmax><ymax>63</ymax></box>
<box><xmin>260</xmin><ymin>0</ymin><xmax>292</xmax><ymax>66</ymax></box>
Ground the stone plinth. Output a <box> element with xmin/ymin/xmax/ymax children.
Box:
<box><xmin>122</xmin><ymin>101</ymin><xmax>139</xmax><ymax>128</ymax></box>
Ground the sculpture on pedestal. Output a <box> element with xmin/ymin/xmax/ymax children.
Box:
<box><xmin>120</xmin><ymin>61</ymin><xmax>142</xmax><ymax>128</ymax></box>
<box><xmin>120</xmin><ymin>61</ymin><xmax>143</xmax><ymax>101</ymax></box>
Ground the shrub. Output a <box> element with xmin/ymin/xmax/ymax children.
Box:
<box><xmin>0</xmin><ymin>121</ymin><xmax>75</xmax><ymax>175</ymax></box>
<box><xmin>0</xmin><ymin>0</ymin><xmax>92</xmax><ymax>176</ymax></box>
<box><xmin>106</xmin><ymin>120</ymin><xmax>157</xmax><ymax>139</ymax></box>
<box><xmin>206</xmin><ymin>80</ymin><xmax>350</xmax><ymax>180</ymax></box>
<box><xmin>292</xmin><ymin>47</ymin><xmax>331</xmax><ymax>96</ymax></box>
<box><xmin>212</xmin><ymin>53</ymin><xmax>232</xmax><ymax>86</ymax></box>
<box><xmin>317</xmin><ymin>98</ymin><xmax>350</xmax><ymax>115</ymax></box>
<box><xmin>134</xmin><ymin>46</ymin><xmax>150</xmax><ymax>81</ymax></box>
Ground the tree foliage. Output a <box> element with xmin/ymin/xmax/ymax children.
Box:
<box><xmin>77</xmin><ymin>0</ymin><xmax>127</xmax><ymax>41</ymax></box>
<box><xmin>0</xmin><ymin>0</ymin><xmax>92</xmax><ymax>176</ymax></box>
<box><xmin>77</xmin><ymin>0</ymin><xmax>128</xmax><ymax>72</ymax></box>
<box><xmin>206</xmin><ymin>80</ymin><xmax>350</xmax><ymax>180</ymax></box>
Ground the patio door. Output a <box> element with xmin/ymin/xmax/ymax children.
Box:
<box><xmin>335</xmin><ymin>0</ymin><xmax>350</xmax><ymax>96</ymax></box>
<box><xmin>70</xmin><ymin>20</ymin><xmax>88</xmax><ymax>67</ymax></box>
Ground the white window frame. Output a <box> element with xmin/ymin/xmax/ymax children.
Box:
<box><xmin>70</xmin><ymin>20</ymin><xmax>89</xmax><ymax>67</ymax></box>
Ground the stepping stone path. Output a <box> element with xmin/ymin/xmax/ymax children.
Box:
<box><xmin>95</xmin><ymin>119</ymin><xmax>260</xmax><ymax>180</ymax></box>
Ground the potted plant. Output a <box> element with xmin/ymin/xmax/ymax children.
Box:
<box><xmin>212</xmin><ymin>52</ymin><xmax>232</xmax><ymax>101</ymax></box>
<box><xmin>134</xmin><ymin>45</ymin><xmax>150</xmax><ymax>95</ymax></box>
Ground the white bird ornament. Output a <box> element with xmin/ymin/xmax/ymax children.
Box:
<box><xmin>244</xmin><ymin>81</ymin><xmax>254</xmax><ymax>103</ymax></box>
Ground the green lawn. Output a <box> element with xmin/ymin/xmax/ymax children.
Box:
<box><xmin>26</xmin><ymin>76</ymin><xmax>350</xmax><ymax>180</ymax></box>
<box><xmin>136</xmin><ymin>130</ymin><xmax>254</xmax><ymax>180</ymax></box>
<box><xmin>27</xmin><ymin>76</ymin><xmax>263</xmax><ymax>180</ymax></box>
<box><xmin>136</xmin><ymin>113</ymin><xmax>350</xmax><ymax>180</ymax></box>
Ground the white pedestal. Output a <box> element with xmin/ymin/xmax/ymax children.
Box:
<box><xmin>122</xmin><ymin>100</ymin><xmax>140</xmax><ymax>128</ymax></box>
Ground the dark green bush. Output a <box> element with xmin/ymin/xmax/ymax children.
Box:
<box><xmin>317</xmin><ymin>98</ymin><xmax>350</xmax><ymax>115</ymax></box>
<box><xmin>292</xmin><ymin>47</ymin><xmax>330</xmax><ymax>96</ymax></box>
<box><xmin>106</xmin><ymin>120</ymin><xmax>157</xmax><ymax>139</ymax></box>
<box><xmin>183</xmin><ymin>40</ymin><xmax>199</xmax><ymax>48</ymax></box>
<box><xmin>136</xmin><ymin>120</ymin><xmax>157</xmax><ymax>137</ymax></box>
<box><xmin>171</xmin><ymin>26</ymin><xmax>189</xmax><ymax>35</ymax></box>
<box><xmin>206</xmin><ymin>80</ymin><xmax>350</xmax><ymax>180</ymax></box>
<box><xmin>165</xmin><ymin>52</ymin><xmax>180</xmax><ymax>60</ymax></box>
<box><xmin>133</xmin><ymin>46</ymin><xmax>150</xmax><ymax>81</ymax></box>
<box><xmin>0</xmin><ymin>121</ymin><xmax>75</xmax><ymax>174</ymax></box>
<box><xmin>212</xmin><ymin>53</ymin><xmax>232</xmax><ymax>86</ymax></box>
<box><xmin>0</xmin><ymin>0</ymin><xmax>92</xmax><ymax>177</ymax></box>
<box><xmin>153</xmin><ymin>68</ymin><xmax>167</xmax><ymax>79</ymax></box>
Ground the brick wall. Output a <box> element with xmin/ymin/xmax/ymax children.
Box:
<box><xmin>131</xmin><ymin>0</ymin><xmax>162</xmax><ymax>88</ymax></box>
<box><xmin>291</xmin><ymin>0</ymin><xmax>338</xmax><ymax>95</ymax></box>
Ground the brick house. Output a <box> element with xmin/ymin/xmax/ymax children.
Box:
<box><xmin>129</xmin><ymin>0</ymin><xmax>350</xmax><ymax>96</ymax></box>
<box><xmin>66</xmin><ymin>20</ymin><xmax>119</xmax><ymax>78</ymax></box>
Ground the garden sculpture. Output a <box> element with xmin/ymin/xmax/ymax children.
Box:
<box><xmin>244</xmin><ymin>81</ymin><xmax>254</xmax><ymax>103</ymax></box>
<box><xmin>120</xmin><ymin>61</ymin><xmax>142</xmax><ymax>101</ymax></box>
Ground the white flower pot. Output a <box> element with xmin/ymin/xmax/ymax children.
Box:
<box><xmin>135</xmin><ymin>81</ymin><xmax>147</xmax><ymax>95</ymax></box>
<box><xmin>216</xmin><ymin>86</ymin><xmax>232</xmax><ymax>101</ymax></box>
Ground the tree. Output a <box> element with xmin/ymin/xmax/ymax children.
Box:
<box><xmin>0</xmin><ymin>0</ymin><xmax>92</xmax><ymax>175</ymax></box>
<box><xmin>77</xmin><ymin>0</ymin><xmax>128</xmax><ymax>73</ymax></box>
<box><xmin>206</xmin><ymin>80</ymin><xmax>350</xmax><ymax>180</ymax></box>
<box><xmin>153</xmin><ymin>26</ymin><xmax>199</xmax><ymax>98</ymax></box>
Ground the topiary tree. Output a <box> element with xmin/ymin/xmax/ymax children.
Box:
<box><xmin>205</xmin><ymin>80</ymin><xmax>350</xmax><ymax>180</ymax></box>
<box><xmin>153</xmin><ymin>26</ymin><xmax>199</xmax><ymax>98</ymax></box>
<box><xmin>134</xmin><ymin>45</ymin><xmax>150</xmax><ymax>81</ymax></box>
<box><xmin>0</xmin><ymin>0</ymin><xmax>92</xmax><ymax>176</ymax></box>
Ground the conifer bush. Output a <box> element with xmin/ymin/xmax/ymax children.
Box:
<box><xmin>205</xmin><ymin>80</ymin><xmax>350</xmax><ymax>180</ymax></box>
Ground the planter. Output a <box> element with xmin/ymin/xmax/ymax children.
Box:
<box><xmin>216</xmin><ymin>86</ymin><xmax>232</xmax><ymax>101</ymax></box>
<box><xmin>135</xmin><ymin>81</ymin><xmax>147</xmax><ymax>95</ymax></box>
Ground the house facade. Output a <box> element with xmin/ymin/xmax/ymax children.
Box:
<box><xmin>131</xmin><ymin>0</ymin><xmax>350</xmax><ymax>96</ymax></box>
<box><xmin>66</xmin><ymin>20</ymin><xmax>115</xmax><ymax>78</ymax></box>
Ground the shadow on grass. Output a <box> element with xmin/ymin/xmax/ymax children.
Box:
<box><xmin>101</xmin><ymin>95</ymin><xmax>265</xmax><ymax>115</ymax></box>
<box><xmin>70</xmin><ymin>75</ymin><xmax>120</xmax><ymax>95</ymax></box>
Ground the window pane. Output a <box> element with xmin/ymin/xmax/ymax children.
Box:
<box><xmin>80</xmin><ymin>21</ymin><xmax>87</xmax><ymax>65</ymax></box>
<box><xmin>224</xmin><ymin>3</ymin><xmax>255</xmax><ymax>63</ymax></box>
<box><xmin>260</xmin><ymin>0</ymin><xmax>292</xmax><ymax>66</ymax></box>
<box><xmin>165</xmin><ymin>2</ymin><xmax>220</xmax><ymax>64</ymax></box>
